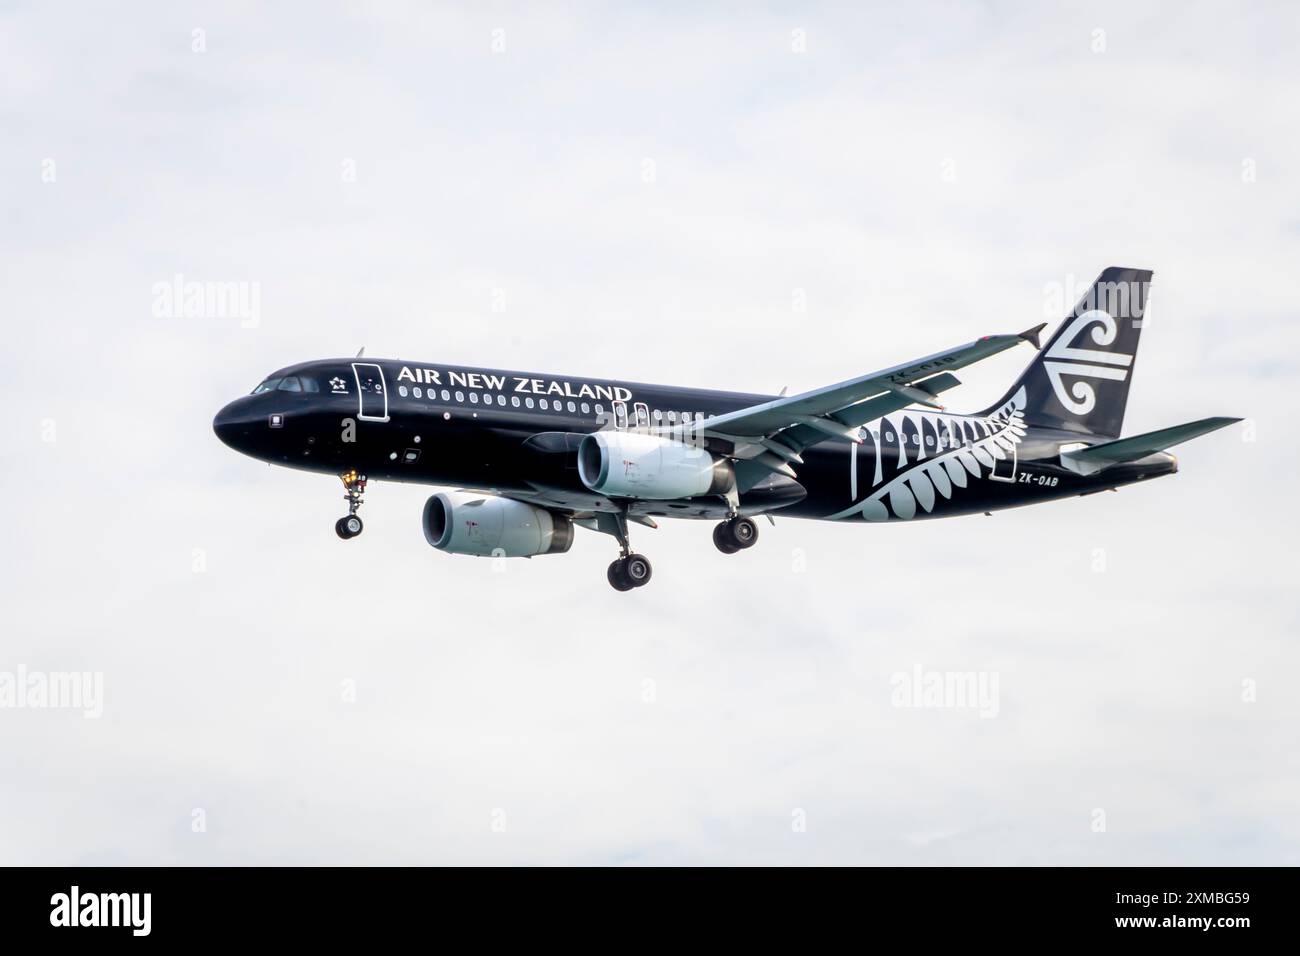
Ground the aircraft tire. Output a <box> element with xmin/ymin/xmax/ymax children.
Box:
<box><xmin>730</xmin><ymin>516</ymin><xmax>758</xmax><ymax>549</ymax></box>
<box><xmin>607</xmin><ymin>559</ymin><xmax>635</xmax><ymax>591</ymax></box>
<box><xmin>713</xmin><ymin>522</ymin><xmax>740</xmax><ymax>554</ymax></box>
<box><xmin>624</xmin><ymin>554</ymin><xmax>652</xmax><ymax>587</ymax></box>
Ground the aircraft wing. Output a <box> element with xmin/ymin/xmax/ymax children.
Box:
<box><xmin>669</xmin><ymin>325</ymin><xmax>1045</xmax><ymax>477</ymax></box>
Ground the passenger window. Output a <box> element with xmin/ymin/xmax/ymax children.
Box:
<box><xmin>634</xmin><ymin>403</ymin><xmax>649</xmax><ymax>427</ymax></box>
<box><xmin>441</xmin><ymin>389</ymin><xmax>450</xmax><ymax>401</ymax></box>
<box><xmin>399</xmin><ymin>385</ymin><xmax>409</xmax><ymax>397</ymax></box>
<box><xmin>470</xmin><ymin>393</ymin><xmax>479</xmax><ymax>404</ymax></box>
<box><xmin>497</xmin><ymin>394</ymin><xmax>506</xmax><ymax>407</ymax></box>
<box><xmin>613</xmin><ymin>401</ymin><xmax>627</xmax><ymax>428</ymax></box>
<box><xmin>667</xmin><ymin>411</ymin><xmax>677</xmax><ymax>423</ymax></box>
<box><xmin>566</xmin><ymin>400</ymin><xmax>576</xmax><ymax>413</ymax></box>
<box><xmin>540</xmin><ymin>399</ymin><xmax>550</xmax><ymax>410</ymax></box>
<box><xmin>277</xmin><ymin>376</ymin><xmax>302</xmax><ymax>392</ymax></box>
<box><xmin>454</xmin><ymin>390</ymin><xmax>464</xmax><ymax>402</ymax></box>
<box><xmin>581</xmin><ymin>402</ymin><xmax>590</xmax><ymax>414</ymax></box>
<box><xmin>414</xmin><ymin>386</ymin><xmax>422</xmax><ymax>398</ymax></box>
<box><xmin>525</xmin><ymin>397</ymin><xmax>535</xmax><ymax>409</ymax></box>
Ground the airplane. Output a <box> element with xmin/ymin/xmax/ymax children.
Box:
<box><xmin>214</xmin><ymin>267</ymin><xmax>1240</xmax><ymax>591</ymax></box>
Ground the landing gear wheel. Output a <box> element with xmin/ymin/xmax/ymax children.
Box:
<box><xmin>607</xmin><ymin>559</ymin><xmax>635</xmax><ymax>591</ymax></box>
<box><xmin>730</xmin><ymin>516</ymin><xmax>758</xmax><ymax>549</ymax></box>
<box><xmin>713</xmin><ymin>523</ymin><xmax>740</xmax><ymax>554</ymax></box>
<box><xmin>623</xmin><ymin>554</ymin><xmax>652</xmax><ymax>587</ymax></box>
<box><xmin>714</xmin><ymin>516</ymin><xmax>757</xmax><ymax>553</ymax></box>
<box><xmin>335</xmin><ymin>515</ymin><xmax>363</xmax><ymax>539</ymax></box>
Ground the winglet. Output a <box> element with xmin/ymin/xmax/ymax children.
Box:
<box><xmin>1019</xmin><ymin>323</ymin><xmax>1048</xmax><ymax>350</ymax></box>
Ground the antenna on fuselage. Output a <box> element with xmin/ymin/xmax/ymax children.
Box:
<box><xmin>355</xmin><ymin>347</ymin><xmax>366</xmax><ymax>358</ymax></box>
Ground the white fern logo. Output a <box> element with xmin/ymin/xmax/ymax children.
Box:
<box><xmin>1043</xmin><ymin>310</ymin><xmax>1132</xmax><ymax>414</ymax></box>
<box><xmin>830</xmin><ymin>387</ymin><xmax>1028</xmax><ymax>522</ymax></box>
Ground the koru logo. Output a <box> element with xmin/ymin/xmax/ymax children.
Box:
<box><xmin>1043</xmin><ymin>310</ymin><xmax>1133</xmax><ymax>414</ymax></box>
<box><xmin>329</xmin><ymin>376</ymin><xmax>348</xmax><ymax>393</ymax></box>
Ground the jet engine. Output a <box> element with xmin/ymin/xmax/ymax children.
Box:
<box><xmin>577</xmin><ymin>431</ymin><xmax>734</xmax><ymax>499</ymax></box>
<box><xmin>422</xmin><ymin>491</ymin><xmax>573</xmax><ymax>557</ymax></box>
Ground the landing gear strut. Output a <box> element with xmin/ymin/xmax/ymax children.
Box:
<box><xmin>713</xmin><ymin>515</ymin><xmax>758</xmax><ymax>554</ymax></box>
<box><xmin>335</xmin><ymin>470</ymin><xmax>366</xmax><ymax>539</ymax></box>
<box><xmin>597</xmin><ymin>511</ymin><xmax>652</xmax><ymax>591</ymax></box>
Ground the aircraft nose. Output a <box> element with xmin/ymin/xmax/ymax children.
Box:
<box><xmin>213</xmin><ymin>400</ymin><xmax>247</xmax><ymax>450</ymax></box>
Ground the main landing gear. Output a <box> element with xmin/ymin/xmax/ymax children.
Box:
<box><xmin>594</xmin><ymin>510</ymin><xmax>759</xmax><ymax>588</ymax></box>
<box><xmin>713</xmin><ymin>515</ymin><xmax>758</xmax><ymax>554</ymax></box>
<box><xmin>335</xmin><ymin>470</ymin><xmax>367</xmax><ymax>540</ymax></box>
<box><xmin>597</xmin><ymin>512</ymin><xmax>652</xmax><ymax>591</ymax></box>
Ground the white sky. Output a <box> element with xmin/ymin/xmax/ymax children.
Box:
<box><xmin>1</xmin><ymin>0</ymin><xmax>1297</xmax><ymax>864</ymax></box>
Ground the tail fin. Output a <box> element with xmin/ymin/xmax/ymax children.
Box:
<box><xmin>982</xmin><ymin>267</ymin><xmax>1153</xmax><ymax>438</ymax></box>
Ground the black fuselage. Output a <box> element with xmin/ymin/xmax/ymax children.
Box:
<box><xmin>213</xmin><ymin>357</ymin><xmax>1176</xmax><ymax>523</ymax></box>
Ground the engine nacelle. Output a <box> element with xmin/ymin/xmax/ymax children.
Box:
<box><xmin>422</xmin><ymin>491</ymin><xmax>573</xmax><ymax>557</ymax></box>
<box><xmin>577</xmin><ymin>431</ymin><xmax>733</xmax><ymax>499</ymax></box>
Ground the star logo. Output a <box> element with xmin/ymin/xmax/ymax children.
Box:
<box><xmin>329</xmin><ymin>377</ymin><xmax>348</xmax><ymax>393</ymax></box>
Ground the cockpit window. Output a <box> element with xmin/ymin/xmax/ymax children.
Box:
<box><xmin>252</xmin><ymin>374</ymin><xmax>322</xmax><ymax>394</ymax></box>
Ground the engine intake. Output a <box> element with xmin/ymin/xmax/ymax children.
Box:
<box><xmin>577</xmin><ymin>431</ymin><xmax>733</xmax><ymax>500</ymax></box>
<box><xmin>422</xmin><ymin>491</ymin><xmax>573</xmax><ymax>557</ymax></box>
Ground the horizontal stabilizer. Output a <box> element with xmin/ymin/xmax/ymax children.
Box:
<box><xmin>1060</xmin><ymin>416</ymin><xmax>1241</xmax><ymax>476</ymax></box>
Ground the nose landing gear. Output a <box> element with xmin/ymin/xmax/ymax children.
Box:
<box><xmin>335</xmin><ymin>470</ymin><xmax>367</xmax><ymax>539</ymax></box>
<box><xmin>713</xmin><ymin>515</ymin><xmax>758</xmax><ymax>554</ymax></box>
